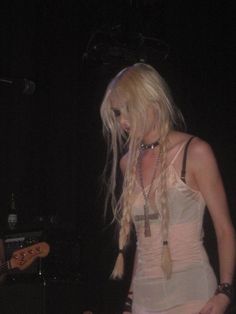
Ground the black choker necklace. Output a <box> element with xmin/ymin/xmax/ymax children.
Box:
<box><xmin>140</xmin><ymin>140</ymin><xmax>160</xmax><ymax>150</ymax></box>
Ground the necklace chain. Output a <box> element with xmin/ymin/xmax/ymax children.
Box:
<box><xmin>137</xmin><ymin>149</ymin><xmax>159</xmax><ymax>237</ymax></box>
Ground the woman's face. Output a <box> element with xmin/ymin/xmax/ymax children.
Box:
<box><xmin>110</xmin><ymin>100</ymin><xmax>157</xmax><ymax>140</ymax></box>
<box><xmin>109</xmin><ymin>90</ymin><xmax>131</xmax><ymax>133</ymax></box>
<box><xmin>111</xmin><ymin>106</ymin><xmax>130</xmax><ymax>133</ymax></box>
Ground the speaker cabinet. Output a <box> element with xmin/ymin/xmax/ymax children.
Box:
<box><xmin>0</xmin><ymin>279</ymin><xmax>83</xmax><ymax>314</ymax></box>
<box><xmin>0</xmin><ymin>280</ymin><xmax>43</xmax><ymax>314</ymax></box>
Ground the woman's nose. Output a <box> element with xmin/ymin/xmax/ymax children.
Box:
<box><xmin>119</xmin><ymin>114</ymin><xmax>126</xmax><ymax>124</ymax></box>
<box><xmin>119</xmin><ymin>115</ymin><xmax>129</xmax><ymax>131</ymax></box>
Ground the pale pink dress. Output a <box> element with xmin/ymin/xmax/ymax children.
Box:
<box><xmin>131</xmin><ymin>143</ymin><xmax>217</xmax><ymax>314</ymax></box>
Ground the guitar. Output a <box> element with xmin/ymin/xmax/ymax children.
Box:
<box><xmin>0</xmin><ymin>242</ymin><xmax>50</xmax><ymax>276</ymax></box>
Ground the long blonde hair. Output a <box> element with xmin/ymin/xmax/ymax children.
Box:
<box><xmin>100</xmin><ymin>63</ymin><xmax>184</xmax><ymax>279</ymax></box>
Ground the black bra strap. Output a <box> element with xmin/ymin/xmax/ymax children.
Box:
<box><xmin>181</xmin><ymin>136</ymin><xmax>195</xmax><ymax>183</ymax></box>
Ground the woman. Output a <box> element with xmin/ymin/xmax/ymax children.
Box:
<box><xmin>99</xmin><ymin>63</ymin><xmax>235</xmax><ymax>314</ymax></box>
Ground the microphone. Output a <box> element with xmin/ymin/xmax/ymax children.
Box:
<box><xmin>0</xmin><ymin>77</ymin><xmax>36</xmax><ymax>95</ymax></box>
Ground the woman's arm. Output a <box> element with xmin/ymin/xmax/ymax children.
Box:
<box><xmin>190</xmin><ymin>139</ymin><xmax>235</xmax><ymax>313</ymax></box>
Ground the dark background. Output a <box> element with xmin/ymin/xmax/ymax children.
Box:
<box><xmin>0</xmin><ymin>0</ymin><xmax>235</xmax><ymax>313</ymax></box>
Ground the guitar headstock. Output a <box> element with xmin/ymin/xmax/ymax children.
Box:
<box><xmin>10</xmin><ymin>242</ymin><xmax>50</xmax><ymax>271</ymax></box>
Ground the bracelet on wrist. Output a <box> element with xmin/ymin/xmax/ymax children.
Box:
<box><xmin>123</xmin><ymin>296</ymin><xmax>132</xmax><ymax>312</ymax></box>
<box><xmin>215</xmin><ymin>282</ymin><xmax>234</xmax><ymax>302</ymax></box>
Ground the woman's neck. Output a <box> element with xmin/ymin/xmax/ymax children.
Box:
<box><xmin>141</xmin><ymin>130</ymin><xmax>160</xmax><ymax>145</ymax></box>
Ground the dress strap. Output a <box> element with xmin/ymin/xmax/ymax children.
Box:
<box><xmin>170</xmin><ymin>142</ymin><xmax>186</xmax><ymax>165</ymax></box>
<box><xmin>180</xmin><ymin>136</ymin><xmax>195</xmax><ymax>183</ymax></box>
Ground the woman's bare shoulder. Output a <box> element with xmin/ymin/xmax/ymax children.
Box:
<box><xmin>168</xmin><ymin>131</ymin><xmax>195</xmax><ymax>151</ymax></box>
<box><xmin>186</xmin><ymin>136</ymin><xmax>218</xmax><ymax>173</ymax></box>
<box><xmin>169</xmin><ymin>131</ymin><xmax>215</xmax><ymax>162</ymax></box>
<box><xmin>170</xmin><ymin>131</ymin><xmax>212</xmax><ymax>152</ymax></box>
<box><xmin>188</xmin><ymin>136</ymin><xmax>214</xmax><ymax>158</ymax></box>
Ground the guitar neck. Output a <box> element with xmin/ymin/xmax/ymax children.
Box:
<box><xmin>0</xmin><ymin>261</ymin><xmax>10</xmax><ymax>276</ymax></box>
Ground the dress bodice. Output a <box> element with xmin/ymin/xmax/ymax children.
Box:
<box><xmin>131</xmin><ymin>141</ymin><xmax>217</xmax><ymax>311</ymax></box>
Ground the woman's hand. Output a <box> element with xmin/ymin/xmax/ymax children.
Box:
<box><xmin>199</xmin><ymin>294</ymin><xmax>230</xmax><ymax>314</ymax></box>
<box><xmin>123</xmin><ymin>312</ymin><xmax>132</xmax><ymax>314</ymax></box>
<box><xmin>83</xmin><ymin>311</ymin><xmax>93</xmax><ymax>314</ymax></box>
